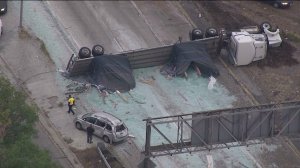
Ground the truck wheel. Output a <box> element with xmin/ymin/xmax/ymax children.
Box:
<box><xmin>191</xmin><ymin>28</ymin><xmax>203</xmax><ymax>40</ymax></box>
<box><xmin>205</xmin><ymin>27</ymin><xmax>218</xmax><ymax>38</ymax></box>
<box><xmin>78</xmin><ymin>47</ymin><xmax>91</xmax><ymax>59</ymax></box>
<box><xmin>92</xmin><ymin>44</ymin><xmax>104</xmax><ymax>56</ymax></box>
<box><xmin>260</xmin><ymin>22</ymin><xmax>272</xmax><ymax>32</ymax></box>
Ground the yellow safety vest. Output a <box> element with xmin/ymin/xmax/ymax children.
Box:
<box><xmin>68</xmin><ymin>97</ymin><xmax>75</xmax><ymax>105</ymax></box>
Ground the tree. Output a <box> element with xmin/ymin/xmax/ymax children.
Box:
<box><xmin>0</xmin><ymin>76</ymin><xmax>60</xmax><ymax>168</ymax></box>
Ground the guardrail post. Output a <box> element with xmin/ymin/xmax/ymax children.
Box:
<box><xmin>144</xmin><ymin>118</ymin><xmax>152</xmax><ymax>168</ymax></box>
<box><xmin>217</xmin><ymin>28</ymin><xmax>226</xmax><ymax>56</ymax></box>
<box><xmin>19</xmin><ymin>0</ymin><xmax>23</xmax><ymax>29</ymax></box>
<box><xmin>97</xmin><ymin>143</ymin><xmax>111</xmax><ymax>168</ymax></box>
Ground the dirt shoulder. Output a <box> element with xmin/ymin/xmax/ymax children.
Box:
<box><xmin>181</xmin><ymin>1</ymin><xmax>300</xmax><ymax>104</ymax></box>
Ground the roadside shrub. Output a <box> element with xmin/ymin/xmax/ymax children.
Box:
<box><xmin>0</xmin><ymin>76</ymin><xmax>37</xmax><ymax>144</ymax></box>
<box><xmin>0</xmin><ymin>76</ymin><xmax>60</xmax><ymax>168</ymax></box>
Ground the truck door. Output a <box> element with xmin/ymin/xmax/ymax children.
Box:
<box><xmin>253</xmin><ymin>41</ymin><xmax>267</xmax><ymax>61</ymax></box>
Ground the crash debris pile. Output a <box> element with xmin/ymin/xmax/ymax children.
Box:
<box><xmin>160</xmin><ymin>42</ymin><xmax>220</xmax><ymax>78</ymax></box>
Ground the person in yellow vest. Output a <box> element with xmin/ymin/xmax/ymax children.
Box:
<box><xmin>67</xmin><ymin>95</ymin><xmax>75</xmax><ymax>115</ymax></box>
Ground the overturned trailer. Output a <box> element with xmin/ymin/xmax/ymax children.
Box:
<box><xmin>66</xmin><ymin>36</ymin><xmax>221</xmax><ymax>76</ymax></box>
<box><xmin>65</xmin><ymin>23</ymin><xmax>282</xmax><ymax>91</ymax></box>
<box><xmin>66</xmin><ymin>35</ymin><xmax>222</xmax><ymax>92</ymax></box>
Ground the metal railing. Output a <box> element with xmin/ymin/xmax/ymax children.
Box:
<box><xmin>97</xmin><ymin>143</ymin><xmax>112</xmax><ymax>168</ymax></box>
<box><xmin>143</xmin><ymin>101</ymin><xmax>300</xmax><ymax>163</ymax></box>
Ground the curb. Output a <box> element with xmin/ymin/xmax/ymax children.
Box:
<box><xmin>38</xmin><ymin>112</ymin><xmax>84</xmax><ymax>168</ymax></box>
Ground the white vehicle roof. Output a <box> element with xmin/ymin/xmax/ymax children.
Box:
<box><xmin>91</xmin><ymin>112</ymin><xmax>123</xmax><ymax>126</ymax></box>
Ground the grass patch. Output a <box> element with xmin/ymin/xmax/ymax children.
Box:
<box><xmin>281</xmin><ymin>30</ymin><xmax>300</xmax><ymax>43</ymax></box>
<box><xmin>63</xmin><ymin>137</ymin><xmax>73</xmax><ymax>144</ymax></box>
<box><xmin>58</xmin><ymin>102</ymin><xmax>64</xmax><ymax>107</ymax></box>
<box><xmin>18</xmin><ymin>28</ymin><xmax>31</xmax><ymax>39</ymax></box>
<box><xmin>40</xmin><ymin>41</ymin><xmax>50</xmax><ymax>59</ymax></box>
<box><xmin>286</xmin><ymin>32</ymin><xmax>300</xmax><ymax>43</ymax></box>
<box><xmin>37</xmin><ymin>37</ymin><xmax>55</xmax><ymax>64</ymax></box>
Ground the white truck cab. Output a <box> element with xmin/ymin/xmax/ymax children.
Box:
<box><xmin>228</xmin><ymin>24</ymin><xmax>282</xmax><ymax>66</ymax></box>
<box><xmin>228</xmin><ymin>31</ymin><xmax>267</xmax><ymax>66</ymax></box>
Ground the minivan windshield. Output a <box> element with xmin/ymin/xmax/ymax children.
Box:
<box><xmin>116</xmin><ymin>124</ymin><xmax>126</xmax><ymax>132</ymax></box>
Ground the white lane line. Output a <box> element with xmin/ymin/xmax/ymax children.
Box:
<box><xmin>43</xmin><ymin>1</ymin><xmax>80</xmax><ymax>53</ymax></box>
<box><xmin>83</xmin><ymin>1</ymin><xmax>123</xmax><ymax>52</ymax></box>
<box><xmin>113</xmin><ymin>38</ymin><xmax>124</xmax><ymax>51</ymax></box>
<box><xmin>172</xmin><ymin>1</ymin><xmax>197</xmax><ymax>28</ymax></box>
<box><xmin>206</xmin><ymin>155</ymin><xmax>214</xmax><ymax>168</ymax></box>
<box><xmin>241</xmin><ymin>147</ymin><xmax>263</xmax><ymax>168</ymax></box>
<box><xmin>130</xmin><ymin>1</ymin><xmax>165</xmax><ymax>46</ymax></box>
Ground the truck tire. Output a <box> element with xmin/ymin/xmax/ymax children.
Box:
<box><xmin>260</xmin><ymin>22</ymin><xmax>272</xmax><ymax>32</ymax></box>
<box><xmin>78</xmin><ymin>47</ymin><xmax>91</xmax><ymax>59</ymax></box>
<box><xmin>191</xmin><ymin>28</ymin><xmax>203</xmax><ymax>40</ymax></box>
<box><xmin>205</xmin><ymin>27</ymin><xmax>218</xmax><ymax>38</ymax></box>
<box><xmin>92</xmin><ymin>44</ymin><xmax>104</xmax><ymax>56</ymax></box>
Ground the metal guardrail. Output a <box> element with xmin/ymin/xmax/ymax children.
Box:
<box><xmin>143</xmin><ymin>100</ymin><xmax>300</xmax><ymax>160</ymax></box>
<box><xmin>97</xmin><ymin>143</ymin><xmax>112</xmax><ymax>168</ymax></box>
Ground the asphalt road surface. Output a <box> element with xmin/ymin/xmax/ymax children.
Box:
<box><xmin>44</xmin><ymin>1</ymin><xmax>300</xmax><ymax>168</ymax></box>
<box><xmin>46</xmin><ymin>1</ymin><xmax>192</xmax><ymax>53</ymax></box>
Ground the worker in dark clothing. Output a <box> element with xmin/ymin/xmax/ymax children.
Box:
<box><xmin>87</xmin><ymin>124</ymin><xmax>95</xmax><ymax>144</ymax></box>
<box><xmin>67</xmin><ymin>95</ymin><xmax>75</xmax><ymax>115</ymax></box>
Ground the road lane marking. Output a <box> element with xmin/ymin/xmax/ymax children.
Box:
<box><xmin>206</xmin><ymin>155</ymin><xmax>214</xmax><ymax>168</ymax></box>
<box><xmin>43</xmin><ymin>1</ymin><xmax>79</xmax><ymax>53</ymax></box>
<box><xmin>130</xmin><ymin>1</ymin><xmax>165</xmax><ymax>46</ymax></box>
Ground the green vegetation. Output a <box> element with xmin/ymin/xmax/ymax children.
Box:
<box><xmin>39</xmin><ymin>41</ymin><xmax>52</xmax><ymax>63</ymax></box>
<box><xmin>0</xmin><ymin>76</ymin><xmax>60</xmax><ymax>168</ymax></box>
<box><xmin>281</xmin><ymin>30</ymin><xmax>300</xmax><ymax>43</ymax></box>
<box><xmin>58</xmin><ymin>102</ymin><xmax>64</xmax><ymax>107</ymax></box>
<box><xmin>286</xmin><ymin>32</ymin><xmax>300</xmax><ymax>43</ymax></box>
<box><xmin>18</xmin><ymin>28</ymin><xmax>31</xmax><ymax>39</ymax></box>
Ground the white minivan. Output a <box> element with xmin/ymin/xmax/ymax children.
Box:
<box><xmin>74</xmin><ymin>112</ymin><xmax>128</xmax><ymax>143</ymax></box>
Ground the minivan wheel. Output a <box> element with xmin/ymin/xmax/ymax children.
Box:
<box><xmin>75</xmin><ymin>122</ymin><xmax>82</xmax><ymax>130</ymax></box>
<box><xmin>103</xmin><ymin>135</ymin><xmax>110</xmax><ymax>143</ymax></box>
